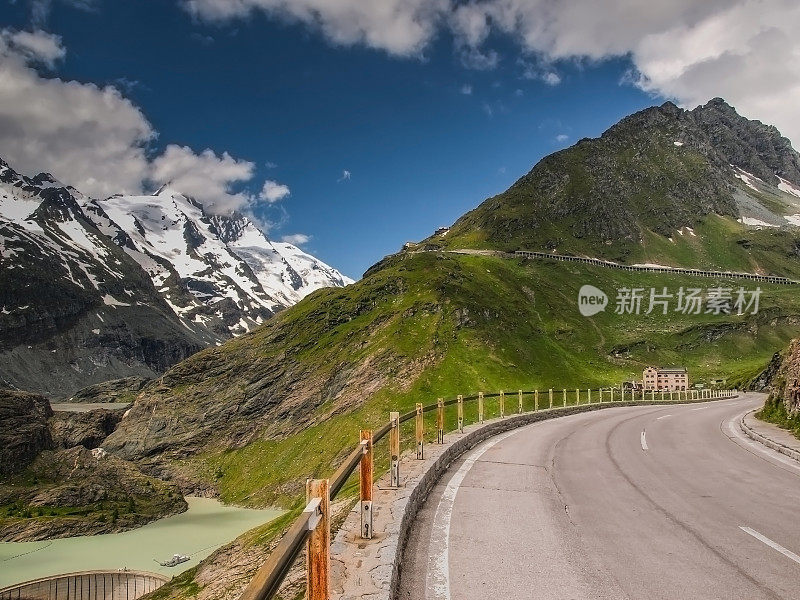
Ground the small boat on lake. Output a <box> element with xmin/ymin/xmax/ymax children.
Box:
<box><xmin>154</xmin><ymin>554</ymin><xmax>190</xmax><ymax>567</ymax></box>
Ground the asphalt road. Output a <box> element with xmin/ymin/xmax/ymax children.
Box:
<box><xmin>396</xmin><ymin>393</ymin><xmax>800</xmax><ymax>600</ymax></box>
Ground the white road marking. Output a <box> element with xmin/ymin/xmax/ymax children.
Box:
<box><xmin>740</xmin><ymin>527</ymin><xmax>800</xmax><ymax>565</ymax></box>
<box><xmin>641</xmin><ymin>430</ymin><xmax>649</xmax><ymax>451</ymax></box>
<box><xmin>726</xmin><ymin>411</ymin><xmax>800</xmax><ymax>473</ymax></box>
<box><xmin>656</xmin><ymin>414</ymin><xmax>672</xmax><ymax>420</ymax></box>
<box><xmin>691</xmin><ymin>406</ymin><xmax>709</xmax><ymax>411</ymax></box>
<box><xmin>426</xmin><ymin>430</ymin><xmax>517</xmax><ymax>600</ymax></box>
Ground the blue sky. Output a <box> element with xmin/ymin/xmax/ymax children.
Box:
<box><xmin>3</xmin><ymin>1</ymin><xmax>798</xmax><ymax>279</ymax></box>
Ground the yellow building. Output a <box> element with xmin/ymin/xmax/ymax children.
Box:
<box><xmin>643</xmin><ymin>366</ymin><xmax>689</xmax><ymax>391</ymax></box>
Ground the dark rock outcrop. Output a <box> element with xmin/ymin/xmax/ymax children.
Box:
<box><xmin>49</xmin><ymin>409</ymin><xmax>124</xmax><ymax>450</ymax></box>
<box><xmin>0</xmin><ymin>389</ymin><xmax>53</xmax><ymax>476</ymax></box>
<box><xmin>0</xmin><ymin>446</ymin><xmax>187</xmax><ymax>541</ymax></box>
<box><xmin>70</xmin><ymin>376</ymin><xmax>149</xmax><ymax>403</ymax></box>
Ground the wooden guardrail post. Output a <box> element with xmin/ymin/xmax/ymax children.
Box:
<box><xmin>499</xmin><ymin>391</ymin><xmax>505</xmax><ymax>418</ymax></box>
<box><xmin>458</xmin><ymin>395</ymin><xmax>464</xmax><ymax>432</ymax></box>
<box><xmin>478</xmin><ymin>392</ymin><xmax>484</xmax><ymax>423</ymax></box>
<box><xmin>389</xmin><ymin>411</ymin><xmax>400</xmax><ymax>488</ymax></box>
<box><xmin>306</xmin><ymin>478</ymin><xmax>330</xmax><ymax>600</ymax></box>
<box><xmin>518</xmin><ymin>390</ymin><xmax>523</xmax><ymax>414</ymax></box>
<box><xmin>415</xmin><ymin>404</ymin><xmax>424</xmax><ymax>460</ymax></box>
<box><xmin>535</xmin><ymin>389</ymin><xmax>539</xmax><ymax>411</ymax></box>
<box><xmin>360</xmin><ymin>431</ymin><xmax>373</xmax><ymax>539</ymax></box>
<box><xmin>549</xmin><ymin>388</ymin><xmax>553</xmax><ymax>409</ymax></box>
<box><xmin>437</xmin><ymin>398</ymin><xmax>444</xmax><ymax>444</ymax></box>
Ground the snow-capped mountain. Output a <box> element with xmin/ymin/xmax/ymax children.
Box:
<box><xmin>0</xmin><ymin>156</ymin><xmax>352</xmax><ymax>396</ymax></box>
<box><xmin>95</xmin><ymin>186</ymin><xmax>352</xmax><ymax>335</ymax></box>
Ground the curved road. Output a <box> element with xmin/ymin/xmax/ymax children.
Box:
<box><xmin>397</xmin><ymin>393</ymin><xmax>800</xmax><ymax>599</ymax></box>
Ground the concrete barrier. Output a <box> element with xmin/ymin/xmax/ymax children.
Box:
<box><xmin>0</xmin><ymin>570</ymin><xmax>168</xmax><ymax>600</ymax></box>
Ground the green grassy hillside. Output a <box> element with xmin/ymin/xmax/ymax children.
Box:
<box><xmin>107</xmin><ymin>251</ymin><xmax>800</xmax><ymax>508</ymax></box>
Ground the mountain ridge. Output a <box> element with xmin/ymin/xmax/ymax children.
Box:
<box><xmin>0</xmin><ymin>157</ymin><xmax>352</xmax><ymax>396</ymax></box>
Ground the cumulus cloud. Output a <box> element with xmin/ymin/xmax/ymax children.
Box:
<box><xmin>182</xmin><ymin>1</ymin><xmax>800</xmax><ymax>145</ymax></box>
<box><xmin>0</xmin><ymin>28</ymin><xmax>153</xmax><ymax>197</ymax></box>
<box><xmin>338</xmin><ymin>169</ymin><xmax>351</xmax><ymax>182</ymax></box>
<box><xmin>447</xmin><ymin>0</ymin><xmax>800</xmax><ymax>143</ymax></box>
<box><xmin>182</xmin><ymin>0</ymin><xmax>449</xmax><ymax>57</ymax></box>
<box><xmin>281</xmin><ymin>233</ymin><xmax>310</xmax><ymax>246</ymax></box>
<box><xmin>460</xmin><ymin>83</ymin><xmax>472</xmax><ymax>95</ymax></box>
<box><xmin>150</xmin><ymin>145</ymin><xmax>256</xmax><ymax>213</ymax></box>
<box><xmin>0</xmin><ymin>27</ymin><xmax>265</xmax><ymax>214</ymax></box>
<box><xmin>556</xmin><ymin>134</ymin><xmax>569</xmax><ymax>142</ymax></box>
<box><xmin>1</xmin><ymin>29</ymin><xmax>65</xmax><ymax>67</ymax></box>
<box><xmin>259</xmin><ymin>179</ymin><xmax>291</xmax><ymax>203</ymax></box>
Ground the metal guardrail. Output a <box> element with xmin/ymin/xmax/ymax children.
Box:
<box><xmin>238</xmin><ymin>387</ymin><xmax>736</xmax><ymax>600</ymax></box>
<box><xmin>514</xmin><ymin>250</ymin><xmax>800</xmax><ymax>285</ymax></box>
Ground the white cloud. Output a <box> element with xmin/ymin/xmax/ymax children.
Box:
<box><xmin>180</xmin><ymin>1</ymin><xmax>800</xmax><ymax>146</ymax></box>
<box><xmin>460</xmin><ymin>83</ymin><xmax>473</xmax><ymax>95</ymax></box>
<box><xmin>151</xmin><ymin>145</ymin><xmax>256</xmax><ymax>213</ymax></box>
<box><xmin>182</xmin><ymin>0</ymin><xmax>449</xmax><ymax>57</ymax></box>
<box><xmin>0</xmin><ymin>27</ymin><xmax>264</xmax><ymax>214</ymax></box>
<box><xmin>447</xmin><ymin>0</ymin><xmax>800</xmax><ymax>144</ymax></box>
<box><xmin>1</xmin><ymin>29</ymin><xmax>65</xmax><ymax>67</ymax></box>
<box><xmin>338</xmin><ymin>169</ymin><xmax>351</xmax><ymax>182</ymax></box>
<box><xmin>0</xmin><ymin>28</ymin><xmax>153</xmax><ymax>197</ymax></box>
<box><xmin>556</xmin><ymin>134</ymin><xmax>569</xmax><ymax>142</ymax></box>
<box><xmin>281</xmin><ymin>233</ymin><xmax>310</xmax><ymax>246</ymax></box>
<box><xmin>259</xmin><ymin>179</ymin><xmax>291</xmax><ymax>203</ymax></box>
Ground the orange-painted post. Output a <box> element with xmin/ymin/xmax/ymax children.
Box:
<box><xmin>306</xmin><ymin>478</ymin><xmax>330</xmax><ymax>600</ymax></box>
<box><xmin>518</xmin><ymin>390</ymin><xmax>523</xmax><ymax>414</ymax></box>
<box><xmin>360</xmin><ymin>430</ymin><xmax>373</xmax><ymax>539</ymax></box>
<box><xmin>415</xmin><ymin>404</ymin><xmax>424</xmax><ymax>460</ymax></box>
<box><xmin>389</xmin><ymin>411</ymin><xmax>400</xmax><ymax>488</ymax></box>
<box><xmin>437</xmin><ymin>398</ymin><xmax>444</xmax><ymax>444</ymax></box>
<box><xmin>457</xmin><ymin>394</ymin><xmax>464</xmax><ymax>433</ymax></box>
<box><xmin>478</xmin><ymin>392</ymin><xmax>485</xmax><ymax>424</ymax></box>
<box><xmin>500</xmin><ymin>391</ymin><xmax>505</xmax><ymax>418</ymax></box>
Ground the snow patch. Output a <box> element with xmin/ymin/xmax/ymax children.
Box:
<box><xmin>673</xmin><ymin>141</ymin><xmax>684</xmax><ymax>147</ymax></box>
<box><xmin>739</xmin><ymin>217</ymin><xmax>778</xmax><ymax>228</ymax></box>
<box><xmin>102</xmin><ymin>294</ymin><xmax>130</xmax><ymax>306</ymax></box>
<box><xmin>784</xmin><ymin>214</ymin><xmax>800</xmax><ymax>226</ymax></box>
<box><xmin>733</xmin><ymin>167</ymin><xmax>763</xmax><ymax>192</ymax></box>
<box><xmin>777</xmin><ymin>177</ymin><xmax>800</xmax><ymax>198</ymax></box>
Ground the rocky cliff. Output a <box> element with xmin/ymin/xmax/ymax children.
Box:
<box><xmin>0</xmin><ymin>390</ymin><xmax>53</xmax><ymax>476</ymax></box>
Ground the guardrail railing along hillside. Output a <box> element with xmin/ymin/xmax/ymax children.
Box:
<box><xmin>514</xmin><ymin>250</ymin><xmax>799</xmax><ymax>285</ymax></box>
<box><xmin>239</xmin><ymin>386</ymin><xmax>736</xmax><ymax>600</ymax></box>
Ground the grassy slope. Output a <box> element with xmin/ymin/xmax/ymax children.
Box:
<box><xmin>177</xmin><ymin>251</ymin><xmax>800</xmax><ymax>508</ymax></box>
